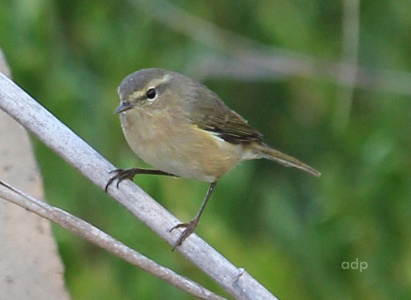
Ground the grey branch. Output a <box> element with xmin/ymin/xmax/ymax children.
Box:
<box><xmin>0</xmin><ymin>73</ymin><xmax>277</xmax><ymax>299</ymax></box>
<box><xmin>0</xmin><ymin>181</ymin><xmax>224</xmax><ymax>300</ymax></box>
<box><xmin>333</xmin><ymin>0</ymin><xmax>361</xmax><ymax>131</ymax></box>
<box><xmin>135</xmin><ymin>0</ymin><xmax>411</xmax><ymax>96</ymax></box>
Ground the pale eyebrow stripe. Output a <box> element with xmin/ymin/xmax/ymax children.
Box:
<box><xmin>129</xmin><ymin>74</ymin><xmax>172</xmax><ymax>99</ymax></box>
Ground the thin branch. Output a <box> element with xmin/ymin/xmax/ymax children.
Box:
<box><xmin>0</xmin><ymin>73</ymin><xmax>277</xmax><ymax>299</ymax></box>
<box><xmin>133</xmin><ymin>0</ymin><xmax>411</xmax><ymax>96</ymax></box>
<box><xmin>0</xmin><ymin>181</ymin><xmax>225</xmax><ymax>300</ymax></box>
<box><xmin>333</xmin><ymin>0</ymin><xmax>361</xmax><ymax>131</ymax></box>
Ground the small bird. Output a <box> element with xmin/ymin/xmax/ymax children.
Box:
<box><xmin>106</xmin><ymin>68</ymin><xmax>320</xmax><ymax>249</ymax></box>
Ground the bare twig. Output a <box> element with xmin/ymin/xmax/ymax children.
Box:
<box><xmin>134</xmin><ymin>0</ymin><xmax>411</xmax><ymax>96</ymax></box>
<box><xmin>334</xmin><ymin>0</ymin><xmax>361</xmax><ymax>131</ymax></box>
<box><xmin>0</xmin><ymin>181</ymin><xmax>224</xmax><ymax>300</ymax></box>
<box><xmin>0</xmin><ymin>49</ymin><xmax>70</xmax><ymax>299</ymax></box>
<box><xmin>0</xmin><ymin>73</ymin><xmax>277</xmax><ymax>299</ymax></box>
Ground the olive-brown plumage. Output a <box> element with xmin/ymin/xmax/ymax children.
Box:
<box><xmin>107</xmin><ymin>68</ymin><xmax>320</xmax><ymax>249</ymax></box>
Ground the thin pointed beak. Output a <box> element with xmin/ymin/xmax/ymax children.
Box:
<box><xmin>114</xmin><ymin>101</ymin><xmax>133</xmax><ymax>114</ymax></box>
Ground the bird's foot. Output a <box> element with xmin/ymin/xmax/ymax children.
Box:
<box><xmin>169</xmin><ymin>218</ymin><xmax>199</xmax><ymax>251</ymax></box>
<box><xmin>105</xmin><ymin>168</ymin><xmax>140</xmax><ymax>192</ymax></box>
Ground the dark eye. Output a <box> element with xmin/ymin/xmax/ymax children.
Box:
<box><xmin>146</xmin><ymin>88</ymin><xmax>156</xmax><ymax>99</ymax></box>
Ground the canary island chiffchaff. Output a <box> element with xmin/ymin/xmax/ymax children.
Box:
<box><xmin>106</xmin><ymin>68</ymin><xmax>320</xmax><ymax>249</ymax></box>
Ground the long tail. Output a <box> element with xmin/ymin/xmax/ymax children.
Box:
<box><xmin>253</xmin><ymin>143</ymin><xmax>321</xmax><ymax>177</ymax></box>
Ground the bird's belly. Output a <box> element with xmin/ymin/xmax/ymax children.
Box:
<box><xmin>120</xmin><ymin>112</ymin><xmax>243</xmax><ymax>182</ymax></box>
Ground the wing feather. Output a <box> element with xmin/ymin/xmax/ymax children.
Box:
<box><xmin>187</xmin><ymin>86</ymin><xmax>263</xmax><ymax>144</ymax></box>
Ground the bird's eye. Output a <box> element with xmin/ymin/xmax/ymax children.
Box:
<box><xmin>146</xmin><ymin>88</ymin><xmax>157</xmax><ymax>99</ymax></box>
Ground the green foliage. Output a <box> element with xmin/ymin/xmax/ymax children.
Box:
<box><xmin>1</xmin><ymin>0</ymin><xmax>410</xmax><ymax>299</ymax></box>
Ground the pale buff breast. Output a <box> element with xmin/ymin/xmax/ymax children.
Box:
<box><xmin>119</xmin><ymin>109</ymin><xmax>245</xmax><ymax>182</ymax></box>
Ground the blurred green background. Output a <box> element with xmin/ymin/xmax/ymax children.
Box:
<box><xmin>1</xmin><ymin>0</ymin><xmax>410</xmax><ymax>299</ymax></box>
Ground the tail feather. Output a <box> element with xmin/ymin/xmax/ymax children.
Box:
<box><xmin>253</xmin><ymin>143</ymin><xmax>321</xmax><ymax>177</ymax></box>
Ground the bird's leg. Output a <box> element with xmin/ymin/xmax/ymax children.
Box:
<box><xmin>105</xmin><ymin>168</ymin><xmax>175</xmax><ymax>192</ymax></box>
<box><xmin>170</xmin><ymin>181</ymin><xmax>217</xmax><ymax>250</ymax></box>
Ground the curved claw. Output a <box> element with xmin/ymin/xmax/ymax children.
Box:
<box><xmin>170</xmin><ymin>219</ymin><xmax>199</xmax><ymax>251</ymax></box>
<box><xmin>105</xmin><ymin>168</ymin><xmax>176</xmax><ymax>193</ymax></box>
<box><xmin>105</xmin><ymin>168</ymin><xmax>137</xmax><ymax>192</ymax></box>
